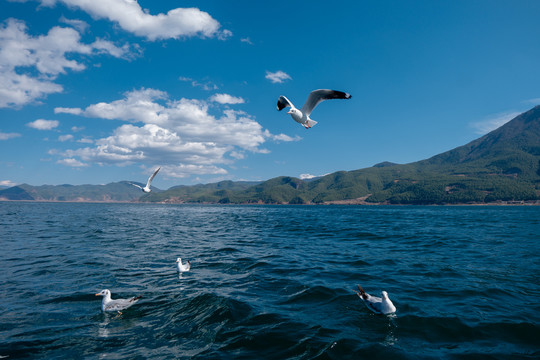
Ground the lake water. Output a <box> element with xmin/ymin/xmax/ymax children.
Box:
<box><xmin>1</xmin><ymin>203</ymin><xmax>539</xmax><ymax>359</ymax></box>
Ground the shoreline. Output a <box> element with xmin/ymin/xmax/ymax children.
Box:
<box><xmin>1</xmin><ymin>199</ymin><xmax>539</xmax><ymax>206</ymax></box>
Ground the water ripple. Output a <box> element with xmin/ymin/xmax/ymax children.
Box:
<box><xmin>1</xmin><ymin>203</ymin><xmax>539</xmax><ymax>359</ymax></box>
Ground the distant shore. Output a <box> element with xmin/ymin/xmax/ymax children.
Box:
<box><xmin>1</xmin><ymin>199</ymin><xmax>539</xmax><ymax>206</ymax></box>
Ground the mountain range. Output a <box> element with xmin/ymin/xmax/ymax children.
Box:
<box><xmin>2</xmin><ymin>105</ymin><xmax>539</xmax><ymax>204</ymax></box>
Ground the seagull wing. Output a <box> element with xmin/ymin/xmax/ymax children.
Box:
<box><xmin>105</xmin><ymin>296</ymin><xmax>141</xmax><ymax>311</ymax></box>
<box><xmin>277</xmin><ymin>95</ymin><xmax>294</xmax><ymax>111</ymax></box>
<box><xmin>146</xmin><ymin>167</ymin><xmax>161</xmax><ymax>188</ymax></box>
<box><xmin>130</xmin><ymin>183</ymin><xmax>143</xmax><ymax>190</ymax></box>
<box><xmin>363</xmin><ymin>294</ymin><xmax>383</xmax><ymax>314</ymax></box>
<box><xmin>301</xmin><ymin>89</ymin><xmax>351</xmax><ymax>116</ymax></box>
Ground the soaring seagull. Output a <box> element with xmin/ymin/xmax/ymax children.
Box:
<box><xmin>354</xmin><ymin>284</ymin><xmax>396</xmax><ymax>315</ymax></box>
<box><xmin>277</xmin><ymin>89</ymin><xmax>351</xmax><ymax>129</ymax></box>
<box><xmin>95</xmin><ymin>289</ymin><xmax>142</xmax><ymax>314</ymax></box>
<box><xmin>131</xmin><ymin>166</ymin><xmax>160</xmax><ymax>193</ymax></box>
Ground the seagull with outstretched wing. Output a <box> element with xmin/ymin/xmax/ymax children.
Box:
<box><xmin>277</xmin><ymin>89</ymin><xmax>351</xmax><ymax>129</ymax></box>
<box><xmin>131</xmin><ymin>166</ymin><xmax>160</xmax><ymax>193</ymax></box>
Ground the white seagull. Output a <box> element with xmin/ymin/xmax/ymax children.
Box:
<box><xmin>354</xmin><ymin>284</ymin><xmax>396</xmax><ymax>315</ymax></box>
<box><xmin>176</xmin><ymin>258</ymin><xmax>191</xmax><ymax>272</ymax></box>
<box><xmin>131</xmin><ymin>167</ymin><xmax>160</xmax><ymax>193</ymax></box>
<box><xmin>277</xmin><ymin>89</ymin><xmax>351</xmax><ymax>129</ymax></box>
<box><xmin>95</xmin><ymin>289</ymin><xmax>142</xmax><ymax>314</ymax></box>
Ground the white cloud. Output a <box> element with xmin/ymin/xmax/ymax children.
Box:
<box><xmin>41</xmin><ymin>0</ymin><xmax>229</xmax><ymax>41</ymax></box>
<box><xmin>0</xmin><ymin>131</ymin><xmax>21</xmax><ymax>140</ymax></box>
<box><xmin>470</xmin><ymin>111</ymin><xmax>520</xmax><ymax>135</ymax></box>
<box><xmin>59</xmin><ymin>16</ymin><xmax>89</xmax><ymax>33</ymax></box>
<box><xmin>162</xmin><ymin>164</ymin><xmax>227</xmax><ymax>178</ymax></box>
<box><xmin>240</xmin><ymin>37</ymin><xmax>253</xmax><ymax>45</ymax></box>
<box><xmin>179</xmin><ymin>76</ymin><xmax>218</xmax><ymax>91</ymax></box>
<box><xmin>265</xmin><ymin>70</ymin><xmax>292</xmax><ymax>84</ymax></box>
<box><xmin>58</xmin><ymin>134</ymin><xmax>74</xmax><ymax>141</ymax></box>
<box><xmin>54</xmin><ymin>88</ymin><xmax>287</xmax><ymax>178</ymax></box>
<box><xmin>524</xmin><ymin>97</ymin><xmax>540</xmax><ymax>105</ymax></box>
<box><xmin>27</xmin><ymin>119</ymin><xmax>59</xmax><ymax>130</ymax></box>
<box><xmin>0</xmin><ymin>180</ymin><xmax>18</xmax><ymax>187</ymax></box>
<box><xmin>299</xmin><ymin>173</ymin><xmax>328</xmax><ymax>180</ymax></box>
<box><xmin>218</xmin><ymin>29</ymin><xmax>233</xmax><ymax>41</ymax></box>
<box><xmin>210</xmin><ymin>93</ymin><xmax>245</xmax><ymax>105</ymax></box>
<box><xmin>77</xmin><ymin>137</ymin><xmax>93</xmax><ymax>144</ymax></box>
<box><xmin>71</xmin><ymin>126</ymin><xmax>85</xmax><ymax>132</ymax></box>
<box><xmin>0</xmin><ymin>18</ymin><xmax>134</xmax><ymax>108</ymax></box>
<box><xmin>55</xmin><ymin>107</ymin><xmax>83</xmax><ymax>115</ymax></box>
<box><xmin>57</xmin><ymin>158</ymin><xmax>87</xmax><ymax>167</ymax></box>
<box><xmin>270</xmin><ymin>133</ymin><xmax>302</xmax><ymax>142</ymax></box>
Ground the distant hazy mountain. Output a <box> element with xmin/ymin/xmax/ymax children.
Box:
<box><xmin>0</xmin><ymin>181</ymin><xmax>146</xmax><ymax>202</ymax></box>
<box><xmin>2</xmin><ymin>106</ymin><xmax>539</xmax><ymax>204</ymax></box>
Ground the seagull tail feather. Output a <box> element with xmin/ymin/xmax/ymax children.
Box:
<box><xmin>356</xmin><ymin>284</ymin><xmax>368</xmax><ymax>300</ymax></box>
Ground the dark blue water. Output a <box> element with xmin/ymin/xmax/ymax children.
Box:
<box><xmin>1</xmin><ymin>203</ymin><xmax>539</xmax><ymax>359</ymax></box>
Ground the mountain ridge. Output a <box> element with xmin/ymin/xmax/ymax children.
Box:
<box><xmin>1</xmin><ymin>106</ymin><xmax>539</xmax><ymax>204</ymax></box>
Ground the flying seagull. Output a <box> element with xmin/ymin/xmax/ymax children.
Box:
<box><xmin>95</xmin><ymin>289</ymin><xmax>142</xmax><ymax>314</ymax></box>
<box><xmin>277</xmin><ymin>89</ymin><xmax>351</xmax><ymax>129</ymax></box>
<box><xmin>354</xmin><ymin>284</ymin><xmax>396</xmax><ymax>315</ymax></box>
<box><xmin>131</xmin><ymin>166</ymin><xmax>160</xmax><ymax>193</ymax></box>
<box><xmin>176</xmin><ymin>258</ymin><xmax>191</xmax><ymax>272</ymax></box>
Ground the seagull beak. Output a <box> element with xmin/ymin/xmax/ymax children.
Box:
<box><xmin>287</xmin><ymin>110</ymin><xmax>292</xmax><ymax>114</ymax></box>
<box><xmin>95</xmin><ymin>293</ymin><xmax>101</xmax><ymax>296</ymax></box>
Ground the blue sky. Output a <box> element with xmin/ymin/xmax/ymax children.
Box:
<box><xmin>1</xmin><ymin>0</ymin><xmax>540</xmax><ymax>189</ymax></box>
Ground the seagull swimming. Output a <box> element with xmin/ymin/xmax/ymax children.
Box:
<box><xmin>95</xmin><ymin>289</ymin><xmax>142</xmax><ymax>314</ymax></box>
<box><xmin>277</xmin><ymin>89</ymin><xmax>351</xmax><ymax>129</ymax></box>
<box><xmin>354</xmin><ymin>284</ymin><xmax>396</xmax><ymax>315</ymax></box>
<box><xmin>131</xmin><ymin>167</ymin><xmax>160</xmax><ymax>193</ymax></box>
<box><xmin>176</xmin><ymin>258</ymin><xmax>191</xmax><ymax>272</ymax></box>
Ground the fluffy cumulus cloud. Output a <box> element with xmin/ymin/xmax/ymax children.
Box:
<box><xmin>26</xmin><ymin>119</ymin><xmax>59</xmax><ymax>130</ymax></box>
<box><xmin>0</xmin><ymin>18</ymin><xmax>133</xmax><ymax>108</ymax></box>
<box><xmin>54</xmin><ymin>88</ymin><xmax>296</xmax><ymax>176</ymax></box>
<box><xmin>209</xmin><ymin>93</ymin><xmax>245</xmax><ymax>105</ymax></box>
<box><xmin>37</xmin><ymin>0</ymin><xmax>230</xmax><ymax>41</ymax></box>
<box><xmin>265</xmin><ymin>70</ymin><xmax>292</xmax><ymax>84</ymax></box>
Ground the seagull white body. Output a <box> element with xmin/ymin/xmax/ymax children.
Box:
<box><xmin>176</xmin><ymin>258</ymin><xmax>191</xmax><ymax>272</ymax></box>
<box><xmin>277</xmin><ymin>89</ymin><xmax>351</xmax><ymax>129</ymax></box>
<box><xmin>95</xmin><ymin>289</ymin><xmax>141</xmax><ymax>313</ymax></box>
<box><xmin>355</xmin><ymin>284</ymin><xmax>396</xmax><ymax>315</ymax></box>
<box><xmin>131</xmin><ymin>166</ymin><xmax>160</xmax><ymax>193</ymax></box>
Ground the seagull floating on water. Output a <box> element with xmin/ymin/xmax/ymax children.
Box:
<box><xmin>277</xmin><ymin>89</ymin><xmax>351</xmax><ymax>129</ymax></box>
<box><xmin>130</xmin><ymin>166</ymin><xmax>160</xmax><ymax>193</ymax></box>
<box><xmin>176</xmin><ymin>258</ymin><xmax>191</xmax><ymax>272</ymax></box>
<box><xmin>95</xmin><ymin>289</ymin><xmax>142</xmax><ymax>314</ymax></box>
<box><xmin>354</xmin><ymin>284</ymin><xmax>396</xmax><ymax>315</ymax></box>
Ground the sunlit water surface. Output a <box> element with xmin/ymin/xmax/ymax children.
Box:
<box><xmin>1</xmin><ymin>203</ymin><xmax>539</xmax><ymax>359</ymax></box>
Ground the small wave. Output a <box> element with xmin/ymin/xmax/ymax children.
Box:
<box><xmin>280</xmin><ymin>285</ymin><xmax>338</xmax><ymax>306</ymax></box>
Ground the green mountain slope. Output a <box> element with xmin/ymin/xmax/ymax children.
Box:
<box><xmin>144</xmin><ymin>105</ymin><xmax>540</xmax><ymax>204</ymax></box>
<box><xmin>0</xmin><ymin>181</ymin><xmax>145</xmax><ymax>202</ymax></box>
<box><xmin>2</xmin><ymin>106</ymin><xmax>539</xmax><ymax>204</ymax></box>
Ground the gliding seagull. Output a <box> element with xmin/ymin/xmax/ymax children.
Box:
<box><xmin>131</xmin><ymin>167</ymin><xmax>160</xmax><ymax>193</ymax></box>
<box><xmin>277</xmin><ymin>89</ymin><xmax>351</xmax><ymax>129</ymax></box>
